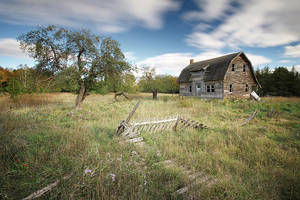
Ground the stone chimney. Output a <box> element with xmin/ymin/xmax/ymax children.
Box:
<box><xmin>190</xmin><ymin>59</ymin><xmax>194</xmax><ymax>64</ymax></box>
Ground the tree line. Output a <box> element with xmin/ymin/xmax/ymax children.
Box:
<box><xmin>0</xmin><ymin>25</ymin><xmax>179</xmax><ymax>108</ymax></box>
<box><xmin>255</xmin><ymin>67</ymin><xmax>300</xmax><ymax>97</ymax></box>
<box><xmin>0</xmin><ymin>65</ymin><xmax>179</xmax><ymax>100</ymax></box>
<box><xmin>1</xmin><ymin>25</ymin><xmax>299</xmax><ymax>108</ymax></box>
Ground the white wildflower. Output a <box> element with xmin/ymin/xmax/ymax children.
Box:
<box><xmin>84</xmin><ymin>168</ymin><xmax>95</xmax><ymax>177</ymax></box>
<box><xmin>109</xmin><ymin>173</ymin><xmax>116</xmax><ymax>182</ymax></box>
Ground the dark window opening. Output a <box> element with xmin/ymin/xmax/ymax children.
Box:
<box><xmin>211</xmin><ymin>85</ymin><xmax>215</xmax><ymax>92</ymax></box>
<box><xmin>206</xmin><ymin>85</ymin><xmax>210</xmax><ymax>92</ymax></box>
<box><xmin>229</xmin><ymin>84</ymin><xmax>233</xmax><ymax>93</ymax></box>
<box><xmin>243</xmin><ymin>64</ymin><xmax>246</xmax><ymax>72</ymax></box>
<box><xmin>245</xmin><ymin>84</ymin><xmax>249</xmax><ymax>92</ymax></box>
<box><xmin>232</xmin><ymin>64</ymin><xmax>235</xmax><ymax>71</ymax></box>
<box><xmin>189</xmin><ymin>85</ymin><xmax>192</xmax><ymax>93</ymax></box>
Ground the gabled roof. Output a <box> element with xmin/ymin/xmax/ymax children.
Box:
<box><xmin>177</xmin><ymin>52</ymin><xmax>260</xmax><ymax>87</ymax></box>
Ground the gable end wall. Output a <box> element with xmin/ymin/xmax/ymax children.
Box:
<box><xmin>223</xmin><ymin>55</ymin><xmax>257</xmax><ymax>98</ymax></box>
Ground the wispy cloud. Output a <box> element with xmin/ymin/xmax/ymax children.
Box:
<box><xmin>183</xmin><ymin>0</ymin><xmax>234</xmax><ymax>21</ymax></box>
<box><xmin>246</xmin><ymin>53</ymin><xmax>271</xmax><ymax>66</ymax></box>
<box><xmin>124</xmin><ymin>52</ymin><xmax>137</xmax><ymax>61</ymax></box>
<box><xmin>0</xmin><ymin>0</ymin><xmax>180</xmax><ymax>33</ymax></box>
<box><xmin>284</xmin><ymin>44</ymin><xmax>300</xmax><ymax>58</ymax></box>
<box><xmin>287</xmin><ymin>65</ymin><xmax>300</xmax><ymax>72</ymax></box>
<box><xmin>0</xmin><ymin>38</ymin><xmax>27</xmax><ymax>58</ymax></box>
<box><xmin>279</xmin><ymin>60</ymin><xmax>291</xmax><ymax>63</ymax></box>
<box><xmin>184</xmin><ymin>0</ymin><xmax>300</xmax><ymax>50</ymax></box>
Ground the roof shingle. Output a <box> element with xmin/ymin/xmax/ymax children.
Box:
<box><xmin>178</xmin><ymin>52</ymin><xmax>240</xmax><ymax>83</ymax></box>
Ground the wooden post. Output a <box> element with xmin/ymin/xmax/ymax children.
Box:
<box><xmin>173</xmin><ymin>115</ymin><xmax>180</xmax><ymax>131</ymax></box>
<box><xmin>115</xmin><ymin>101</ymin><xmax>141</xmax><ymax>135</ymax></box>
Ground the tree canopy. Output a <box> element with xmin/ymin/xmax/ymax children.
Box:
<box><xmin>256</xmin><ymin>67</ymin><xmax>300</xmax><ymax>96</ymax></box>
<box><xmin>138</xmin><ymin>67</ymin><xmax>179</xmax><ymax>99</ymax></box>
<box><xmin>18</xmin><ymin>25</ymin><xmax>131</xmax><ymax>108</ymax></box>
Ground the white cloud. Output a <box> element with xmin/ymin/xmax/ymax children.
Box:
<box><xmin>0</xmin><ymin>38</ymin><xmax>28</xmax><ymax>58</ymax></box>
<box><xmin>287</xmin><ymin>65</ymin><xmax>300</xmax><ymax>72</ymax></box>
<box><xmin>124</xmin><ymin>52</ymin><xmax>137</xmax><ymax>61</ymax></box>
<box><xmin>0</xmin><ymin>0</ymin><xmax>179</xmax><ymax>33</ymax></box>
<box><xmin>185</xmin><ymin>32</ymin><xmax>225</xmax><ymax>49</ymax></box>
<box><xmin>284</xmin><ymin>44</ymin><xmax>300</xmax><ymax>58</ymax></box>
<box><xmin>184</xmin><ymin>0</ymin><xmax>300</xmax><ymax>49</ymax></box>
<box><xmin>183</xmin><ymin>0</ymin><xmax>234</xmax><ymax>21</ymax></box>
<box><xmin>246</xmin><ymin>53</ymin><xmax>271</xmax><ymax>66</ymax></box>
<box><xmin>279</xmin><ymin>60</ymin><xmax>291</xmax><ymax>63</ymax></box>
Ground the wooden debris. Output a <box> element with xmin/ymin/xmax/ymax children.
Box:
<box><xmin>267</xmin><ymin>109</ymin><xmax>279</xmax><ymax>118</ymax></box>
<box><xmin>241</xmin><ymin>110</ymin><xmax>258</xmax><ymax>126</ymax></box>
<box><xmin>23</xmin><ymin>176</ymin><xmax>70</xmax><ymax>200</ymax></box>
<box><xmin>176</xmin><ymin>175</ymin><xmax>217</xmax><ymax>194</ymax></box>
<box><xmin>250</xmin><ymin>91</ymin><xmax>260</xmax><ymax>101</ymax></box>
<box><xmin>126</xmin><ymin>137</ymin><xmax>144</xmax><ymax>143</ymax></box>
<box><xmin>179</xmin><ymin>118</ymin><xmax>208</xmax><ymax>130</ymax></box>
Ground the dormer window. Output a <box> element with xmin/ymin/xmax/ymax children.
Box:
<box><xmin>232</xmin><ymin>64</ymin><xmax>235</xmax><ymax>71</ymax></box>
<box><xmin>243</xmin><ymin>64</ymin><xmax>246</xmax><ymax>72</ymax></box>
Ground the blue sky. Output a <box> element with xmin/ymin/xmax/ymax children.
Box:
<box><xmin>0</xmin><ymin>0</ymin><xmax>300</xmax><ymax>76</ymax></box>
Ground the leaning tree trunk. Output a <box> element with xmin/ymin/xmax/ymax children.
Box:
<box><xmin>75</xmin><ymin>81</ymin><xmax>87</xmax><ymax>109</ymax></box>
<box><xmin>152</xmin><ymin>89</ymin><xmax>158</xmax><ymax>100</ymax></box>
<box><xmin>114</xmin><ymin>92</ymin><xmax>129</xmax><ymax>101</ymax></box>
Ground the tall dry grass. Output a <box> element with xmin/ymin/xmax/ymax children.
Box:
<box><xmin>0</xmin><ymin>93</ymin><xmax>299</xmax><ymax>199</ymax></box>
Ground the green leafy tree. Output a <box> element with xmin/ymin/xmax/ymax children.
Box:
<box><xmin>256</xmin><ymin>66</ymin><xmax>300</xmax><ymax>96</ymax></box>
<box><xmin>138</xmin><ymin>67</ymin><xmax>160</xmax><ymax>99</ymax></box>
<box><xmin>54</xmin><ymin>66</ymin><xmax>80</xmax><ymax>92</ymax></box>
<box><xmin>6</xmin><ymin>78</ymin><xmax>22</xmax><ymax>100</ymax></box>
<box><xmin>18</xmin><ymin>25</ymin><xmax>131</xmax><ymax>109</ymax></box>
<box><xmin>155</xmin><ymin>75</ymin><xmax>179</xmax><ymax>94</ymax></box>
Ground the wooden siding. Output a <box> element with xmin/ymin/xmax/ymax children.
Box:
<box><xmin>179</xmin><ymin>82</ymin><xmax>193</xmax><ymax>96</ymax></box>
<box><xmin>223</xmin><ymin>55</ymin><xmax>256</xmax><ymax>98</ymax></box>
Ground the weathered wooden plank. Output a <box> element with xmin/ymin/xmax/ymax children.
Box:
<box><xmin>23</xmin><ymin>176</ymin><xmax>71</xmax><ymax>200</ymax></box>
<box><xmin>132</xmin><ymin>118</ymin><xmax>177</xmax><ymax>126</ymax></box>
<box><xmin>126</xmin><ymin>137</ymin><xmax>144</xmax><ymax>143</ymax></box>
<box><xmin>241</xmin><ymin>110</ymin><xmax>257</xmax><ymax>126</ymax></box>
<box><xmin>115</xmin><ymin>101</ymin><xmax>140</xmax><ymax>136</ymax></box>
<box><xmin>125</xmin><ymin>101</ymin><xmax>141</xmax><ymax>124</ymax></box>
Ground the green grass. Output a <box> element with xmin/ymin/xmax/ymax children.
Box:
<box><xmin>0</xmin><ymin>93</ymin><xmax>299</xmax><ymax>199</ymax></box>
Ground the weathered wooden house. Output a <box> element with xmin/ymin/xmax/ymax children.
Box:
<box><xmin>177</xmin><ymin>52</ymin><xmax>260</xmax><ymax>98</ymax></box>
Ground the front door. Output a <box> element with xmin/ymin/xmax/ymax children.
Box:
<box><xmin>196</xmin><ymin>83</ymin><xmax>201</xmax><ymax>96</ymax></box>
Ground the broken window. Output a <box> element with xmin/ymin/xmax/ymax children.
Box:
<box><xmin>206</xmin><ymin>85</ymin><xmax>210</xmax><ymax>92</ymax></box>
<box><xmin>211</xmin><ymin>85</ymin><xmax>215</xmax><ymax>92</ymax></box>
<box><xmin>245</xmin><ymin>84</ymin><xmax>249</xmax><ymax>92</ymax></box>
<box><xmin>243</xmin><ymin>64</ymin><xmax>246</xmax><ymax>72</ymax></box>
<box><xmin>229</xmin><ymin>84</ymin><xmax>233</xmax><ymax>93</ymax></box>
<box><xmin>189</xmin><ymin>85</ymin><xmax>192</xmax><ymax>93</ymax></box>
<box><xmin>232</xmin><ymin>64</ymin><xmax>235</xmax><ymax>71</ymax></box>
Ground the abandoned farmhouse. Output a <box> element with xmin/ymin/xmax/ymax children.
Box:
<box><xmin>177</xmin><ymin>52</ymin><xmax>261</xmax><ymax>99</ymax></box>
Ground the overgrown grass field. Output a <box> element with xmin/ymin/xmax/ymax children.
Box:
<box><xmin>1</xmin><ymin>93</ymin><xmax>299</xmax><ymax>199</ymax></box>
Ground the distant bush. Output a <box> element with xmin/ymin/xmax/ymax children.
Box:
<box><xmin>6</xmin><ymin>78</ymin><xmax>22</xmax><ymax>100</ymax></box>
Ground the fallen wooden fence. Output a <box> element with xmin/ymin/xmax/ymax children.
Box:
<box><xmin>116</xmin><ymin>101</ymin><xmax>208</xmax><ymax>139</ymax></box>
